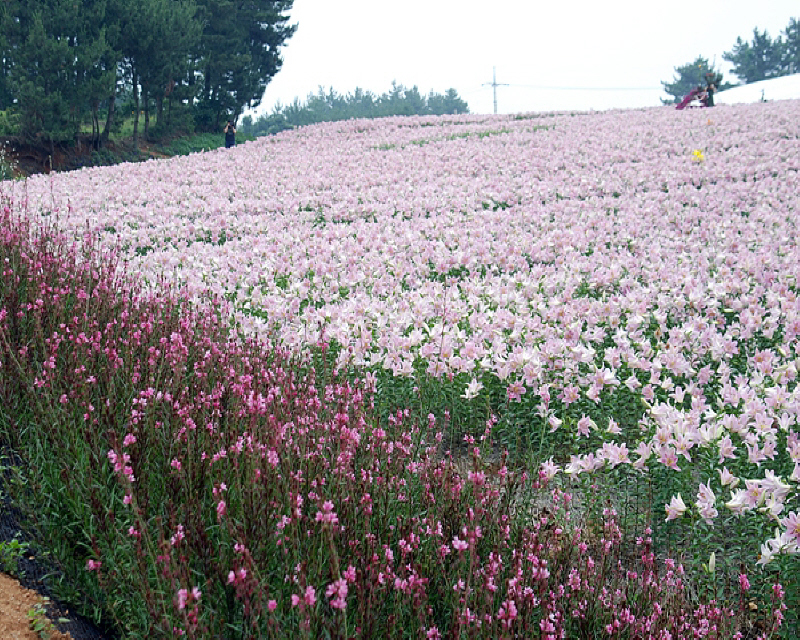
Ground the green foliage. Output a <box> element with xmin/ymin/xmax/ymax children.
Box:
<box><xmin>192</xmin><ymin>0</ymin><xmax>296</xmax><ymax>131</ymax></box>
<box><xmin>0</xmin><ymin>0</ymin><xmax>295</xmax><ymax>149</ymax></box>
<box><xmin>427</xmin><ymin>88</ymin><xmax>470</xmax><ymax>115</ymax></box>
<box><xmin>89</xmin><ymin>146</ymin><xmax>138</xmax><ymax>167</ymax></box>
<box><xmin>239</xmin><ymin>83</ymin><xmax>470</xmax><ymax>136</ymax></box>
<box><xmin>0</xmin><ymin>140</ymin><xmax>18</xmax><ymax>180</ymax></box>
<box><xmin>721</xmin><ymin>17</ymin><xmax>800</xmax><ymax>85</ymax></box>
<box><xmin>237</xmin><ymin>112</ymin><xmax>293</xmax><ymax>137</ymax></box>
<box><xmin>723</xmin><ymin>28</ymin><xmax>787</xmax><ymax>84</ymax></box>
<box><xmin>4</xmin><ymin>2</ymin><xmax>116</xmax><ymax>145</ymax></box>
<box><xmin>146</xmin><ymin>101</ymin><xmax>196</xmax><ymax>141</ymax></box>
<box><xmin>0</xmin><ymin>18</ymin><xmax>11</xmax><ymax>112</ymax></box>
<box><xmin>156</xmin><ymin>130</ymin><xmax>254</xmax><ymax>155</ymax></box>
<box><xmin>27</xmin><ymin>597</ymin><xmax>70</xmax><ymax>639</ymax></box>
<box><xmin>0</xmin><ymin>535</ymin><xmax>30</xmax><ymax>576</ymax></box>
<box><xmin>114</xmin><ymin>0</ymin><xmax>202</xmax><ymax>147</ymax></box>
<box><xmin>0</xmin><ymin>111</ymin><xmax>19</xmax><ymax>136</ymax></box>
<box><xmin>785</xmin><ymin>18</ymin><xmax>800</xmax><ymax>75</ymax></box>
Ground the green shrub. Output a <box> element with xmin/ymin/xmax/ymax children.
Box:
<box><xmin>0</xmin><ymin>110</ymin><xmax>19</xmax><ymax>136</ymax></box>
<box><xmin>0</xmin><ymin>140</ymin><xmax>18</xmax><ymax>180</ymax></box>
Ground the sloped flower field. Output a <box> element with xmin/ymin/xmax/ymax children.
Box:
<box><xmin>2</xmin><ymin>101</ymin><xmax>799</xmax><ymax>637</ymax></box>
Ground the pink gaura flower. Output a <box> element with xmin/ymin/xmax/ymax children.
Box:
<box><xmin>85</xmin><ymin>559</ymin><xmax>101</xmax><ymax>571</ymax></box>
<box><xmin>315</xmin><ymin>500</ymin><xmax>339</xmax><ymax>525</ymax></box>
<box><xmin>326</xmin><ymin>578</ymin><xmax>348</xmax><ymax>610</ymax></box>
<box><xmin>739</xmin><ymin>574</ymin><xmax>751</xmax><ymax>592</ymax></box>
<box><xmin>452</xmin><ymin>537</ymin><xmax>468</xmax><ymax>552</ymax></box>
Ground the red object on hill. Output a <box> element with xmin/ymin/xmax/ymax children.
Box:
<box><xmin>676</xmin><ymin>88</ymin><xmax>701</xmax><ymax>110</ymax></box>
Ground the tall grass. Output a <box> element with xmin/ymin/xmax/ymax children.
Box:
<box><xmin>156</xmin><ymin>132</ymin><xmax>256</xmax><ymax>156</ymax></box>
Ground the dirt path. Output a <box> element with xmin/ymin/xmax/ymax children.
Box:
<box><xmin>0</xmin><ymin>572</ymin><xmax>70</xmax><ymax>639</ymax></box>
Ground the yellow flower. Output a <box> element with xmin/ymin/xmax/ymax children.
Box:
<box><xmin>691</xmin><ymin>149</ymin><xmax>705</xmax><ymax>163</ymax></box>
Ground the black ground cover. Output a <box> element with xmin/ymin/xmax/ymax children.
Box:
<box><xmin>0</xmin><ymin>447</ymin><xmax>117</xmax><ymax>639</ymax></box>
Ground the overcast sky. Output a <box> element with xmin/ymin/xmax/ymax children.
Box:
<box><xmin>253</xmin><ymin>1</ymin><xmax>799</xmax><ymax>117</ymax></box>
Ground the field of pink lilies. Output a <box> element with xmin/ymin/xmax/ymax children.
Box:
<box><xmin>1</xmin><ymin>101</ymin><xmax>799</xmax><ymax>638</ymax></box>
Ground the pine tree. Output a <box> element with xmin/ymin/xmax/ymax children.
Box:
<box><xmin>6</xmin><ymin>1</ymin><xmax>115</xmax><ymax>148</ymax></box>
<box><xmin>112</xmin><ymin>0</ymin><xmax>200</xmax><ymax>148</ymax></box>
<box><xmin>428</xmin><ymin>89</ymin><xmax>469</xmax><ymax>115</ymax></box>
<box><xmin>723</xmin><ymin>28</ymin><xmax>785</xmax><ymax>84</ymax></box>
<box><xmin>1</xmin><ymin>0</ymin><xmax>296</xmax><ymax>148</ymax></box>
<box><xmin>661</xmin><ymin>57</ymin><xmax>729</xmax><ymax>105</ymax></box>
<box><xmin>192</xmin><ymin>0</ymin><xmax>296</xmax><ymax>131</ymax></box>
<box><xmin>782</xmin><ymin>18</ymin><xmax>800</xmax><ymax>75</ymax></box>
<box><xmin>0</xmin><ymin>2</ymin><xmax>13</xmax><ymax>110</ymax></box>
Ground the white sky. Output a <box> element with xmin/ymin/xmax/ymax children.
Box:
<box><xmin>254</xmin><ymin>1</ymin><xmax>799</xmax><ymax>117</ymax></box>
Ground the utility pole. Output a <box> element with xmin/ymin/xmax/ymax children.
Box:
<box><xmin>483</xmin><ymin>66</ymin><xmax>509</xmax><ymax>114</ymax></box>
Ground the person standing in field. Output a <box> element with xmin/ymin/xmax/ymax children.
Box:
<box><xmin>703</xmin><ymin>73</ymin><xmax>716</xmax><ymax>107</ymax></box>
<box><xmin>224</xmin><ymin>120</ymin><xmax>236</xmax><ymax>148</ymax></box>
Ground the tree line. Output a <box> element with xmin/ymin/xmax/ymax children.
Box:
<box><xmin>0</xmin><ymin>0</ymin><xmax>295</xmax><ymax>151</ymax></box>
<box><xmin>238</xmin><ymin>83</ymin><xmax>470</xmax><ymax>137</ymax></box>
<box><xmin>662</xmin><ymin>16</ymin><xmax>799</xmax><ymax>103</ymax></box>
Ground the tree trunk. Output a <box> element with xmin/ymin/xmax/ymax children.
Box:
<box><xmin>132</xmin><ymin>70</ymin><xmax>140</xmax><ymax>152</ymax></box>
<box><xmin>101</xmin><ymin>94</ymin><xmax>115</xmax><ymax>147</ymax></box>
<box><xmin>91</xmin><ymin>102</ymin><xmax>100</xmax><ymax>149</ymax></box>
<box><xmin>144</xmin><ymin>87</ymin><xmax>150</xmax><ymax>139</ymax></box>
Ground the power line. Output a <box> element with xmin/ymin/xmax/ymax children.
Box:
<box><xmin>507</xmin><ymin>84</ymin><xmax>662</xmax><ymax>91</ymax></box>
<box><xmin>483</xmin><ymin>67</ymin><xmax>509</xmax><ymax>114</ymax></box>
<box><xmin>474</xmin><ymin>71</ymin><xmax>664</xmax><ymax>113</ymax></box>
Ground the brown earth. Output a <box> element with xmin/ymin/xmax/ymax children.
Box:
<box><xmin>1</xmin><ymin>135</ymin><xmax>171</xmax><ymax>178</ymax></box>
<box><xmin>0</xmin><ymin>572</ymin><xmax>71</xmax><ymax>639</ymax></box>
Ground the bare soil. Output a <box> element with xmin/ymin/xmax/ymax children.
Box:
<box><xmin>1</xmin><ymin>136</ymin><xmax>172</xmax><ymax>178</ymax></box>
<box><xmin>0</xmin><ymin>572</ymin><xmax>70</xmax><ymax>640</ymax></box>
